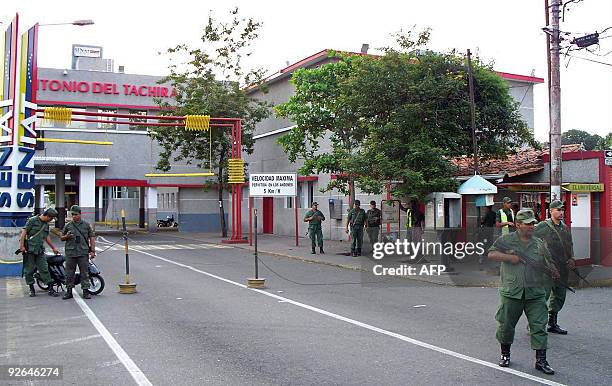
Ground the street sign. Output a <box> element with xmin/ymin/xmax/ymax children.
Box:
<box><xmin>381</xmin><ymin>200</ymin><xmax>400</xmax><ymax>222</ymax></box>
<box><xmin>605</xmin><ymin>158</ymin><xmax>612</xmax><ymax>166</ymax></box>
<box><xmin>249</xmin><ymin>173</ymin><xmax>297</xmax><ymax>197</ymax></box>
<box><xmin>605</xmin><ymin>150</ymin><xmax>612</xmax><ymax>166</ymax></box>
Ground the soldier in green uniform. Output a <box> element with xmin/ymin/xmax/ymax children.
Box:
<box><xmin>487</xmin><ymin>209</ymin><xmax>557</xmax><ymax>375</ymax></box>
<box><xmin>534</xmin><ymin>200</ymin><xmax>575</xmax><ymax>335</ymax></box>
<box><xmin>366</xmin><ymin>200</ymin><xmax>382</xmax><ymax>246</ymax></box>
<box><xmin>19</xmin><ymin>208</ymin><xmax>61</xmax><ymax>297</ymax></box>
<box><xmin>60</xmin><ymin>205</ymin><xmax>96</xmax><ymax>299</ymax></box>
<box><xmin>346</xmin><ymin>200</ymin><xmax>366</xmax><ymax>257</ymax></box>
<box><xmin>304</xmin><ymin>202</ymin><xmax>325</xmax><ymax>254</ymax></box>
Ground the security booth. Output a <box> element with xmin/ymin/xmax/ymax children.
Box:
<box><xmin>425</xmin><ymin>192</ymin><xmax>462</xmax><ymax>230</ymax></box>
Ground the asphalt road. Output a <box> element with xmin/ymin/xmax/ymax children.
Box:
<box><xmin>1</xmin><ymin>232</ymin><xmax>611</xmax><ymax>385</ymax></box>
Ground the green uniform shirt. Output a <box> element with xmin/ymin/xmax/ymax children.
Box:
<box><xmin>489</xmin><ymin>232</ymin><xmax>554</xmax><ymax>299</ymax></box>
<box><xmin>62</xmin><ymin>220</ymin><xmax>95</xmax><ymax>258</ymax></box>
<box><xmin>304</xmin><ymin>210</ymin><xmax>325</xmax><ymax>228</ymax></box>
<box><xmin>348</xmin><ymin>208</ymin><xmax>366</xmax><ymax>227</ymax></box>
<box><xmin>23</xmin><ymin>216</ymin><xmax>50</xmax><ymax>254</ymax></box>
<box><xmin>534</xmin><ymin>219</ymin><xmax>573</xmax><ymax>265</ymax></box>
<box><xmin>366</xmin><ymin>208</ymin><xmax>382</xmax><ymax>227</ymax></box>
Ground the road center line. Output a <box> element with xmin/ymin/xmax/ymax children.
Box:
<box><xmin>130</xmin><ymin>248</ymin><xmax>565</xmax><ymax>386</ymax></box>
<box><xmin>72</xmin><ymin>291</ymin><xmax>153</xmax><ymax>386</ymax></box>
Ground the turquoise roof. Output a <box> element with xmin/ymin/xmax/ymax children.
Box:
<box><xmin>457</xmin><ymin>175</ymin><xmax>498</xmax><ymax>195</ymax></box>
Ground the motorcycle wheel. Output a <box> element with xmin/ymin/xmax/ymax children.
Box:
<box><xmin>36</xmin><ymin>278</ymin><xmax>49</xmax><ymax>291</ymax></box>
<box><xmin>88</xmin><ymin>274</ymin><xmax>105</xmax><ymax>295</ymax></box>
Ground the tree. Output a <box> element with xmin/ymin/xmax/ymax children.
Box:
<box><xmin>561</xmin><ymin>129</ymin><xmax>604</xmax><ymax>150</ymax></box>
<box><xmin>150</xmin><ymin>8</ymin><xmax>270</xmax><ymax>237</ymax></box>
<box><xmin>603</xmin><ymin>132</ymin><xmax>612</xmax><ymax>149</ymax></box>
<box><xmin>276</xmin><ymin>29</ymin><xmax>536</xmax><ymax>202</ymax></box>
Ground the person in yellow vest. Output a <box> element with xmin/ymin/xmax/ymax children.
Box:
<box><xmin>496</xmin><ymin>197</ymin><xmax>516</xmax><ymax>235</ymax></box>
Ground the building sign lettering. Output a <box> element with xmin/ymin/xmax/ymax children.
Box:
<box><xmin>38</xmin><ymin>79</ymin><xmax>176</xmax><ymax>98</ymax></box>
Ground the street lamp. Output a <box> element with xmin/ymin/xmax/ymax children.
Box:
<box><xmin>38</xmin><ymin>19</ymin><xmax>94</xmax><ymax>27</ymax></box>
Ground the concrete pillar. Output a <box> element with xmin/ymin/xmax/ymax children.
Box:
<box><xmin>79</xmin><ymin>167</ymin><xmax>96</xmax><ymax>224</ymax></box>
<box><xmin>55</xmin><ymin>171</ymin><xmax>66</xmax><ymax>229</ymax></box>
<box><xmin>139</xmin><ymin>186</ymin><xmax>145</xmax><ymax>228</ymax></box>
<box><xmin>97</xmin><ymin>186</ymin><xmax>104</xmax><ymax>222</ymax></box>
<box><xmin>35</xmin><ymin>185</ymin><xmax>45</xmax><ymax>214</ymax></box>
<box><xmin>147</xmin><ymin>186</ymin><xmax>158</xmax><ymax>232</ymax></box>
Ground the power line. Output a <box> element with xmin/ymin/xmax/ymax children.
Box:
<box><xmin>566</xmin><ymin>54</ymin><xmax>612</xmax><ymax>67</ymax></box>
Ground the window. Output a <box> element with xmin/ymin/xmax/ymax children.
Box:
<box><xmin>98</xmin><ymin>109</ymin><xmax>117</xmax><ymax>129</ymax></box>
<box><xmin>112</xmin><ymin>187</ymin><xmax>140</xmax><ymax>199</ymax></box>
<box><xmin>285</xmin><ymin>196</ymin><xmax>293</xmax><ymax>209</ymax></box>
<box><xmin>129</xmin><ymin>110</ymin><xmax>147</xmax><ymax>130</ymax></box>
<box><xmin>298</xmin><ymin>181</ymin><xmax>314</xmax><ymax>209</ymax></box>
<box><xmin>170</xmin><ymin>193</ymin><xmax>175</xmax><ymax>209</ymax></box>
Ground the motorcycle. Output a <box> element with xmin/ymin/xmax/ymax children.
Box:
<box><xmin>34</xmin><ymin>253</ymin><xmax>105</xmax><ymax>295</ymax></box>
<box><xmin>157</xmin><ymin>215</ymin><xmax>178</xmax><ymax>228</ymax></box>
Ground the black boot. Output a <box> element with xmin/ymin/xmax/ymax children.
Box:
<box><xmin>48</xmin><ymin>284</ymin><xmax>59</xmax><ymax>297</ymax></box>
<box><xmin>498</xmin><ymin>344</ymin><xmax>511</xmax><ymax>367</ymax></box>
<box><xmin>62</xmin><ymin>287</ymin><xmax>73</xmax><ymax>300</ymax></box>
<box><xmin>547</xmin><ymin>312</ymin><xmax>567</xmax><ymax>335</ymax></box>
<box><xmin>28</xmin><ymin>284</ymin><xmax>36</xmax><ymax>297</ymax></box>
<box><xmin>535</xmin><ymin>349</ymin><xmax>555</xmax><ymax>375</ymax></box>
<box><xmin>351</xmin><ymin>249</ymin><xmax>356</xmax><ymax>257</ymax></box>
<box><xmin>311</xmin><ymin>247</ymin><xmax>316</xmax><ymax>254</ymax></box>
<box><xmin>319</xmin><ymin>247</ymin><xmax>324</xmax><ymax>254</ymax></box>
<box><xmin>82</xmin><ymin>289</ymin><xmax>91</xmax><ymax>299</ymax></box>
<box><xmin>357</xmin><ymin>248</ymin><xmax>362</xmax><ymax>256</ymax></box>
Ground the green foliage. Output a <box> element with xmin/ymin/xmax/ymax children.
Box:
<box><xmin>149</xmin><ymin>8</ymin><xmax>271</xmax><ymax>235</ymax></box>
<box><xmin>276</xmin><ymin>30</ymin><xmax>536</xmax><ymax>201</ymax></box>
<box><xmin>561</xmin><ymin>129</ymin><xmax>607</xmax><ymax>150</ymax></box>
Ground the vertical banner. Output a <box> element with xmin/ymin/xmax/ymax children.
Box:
<box><xmin>0</xmin><ymin>14</ymin><xmax>37</xmax><ymax>227</ymax></box>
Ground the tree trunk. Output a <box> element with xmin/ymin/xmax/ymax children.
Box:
<box><xmin>218</xmin><ymin>162</ymin><xmax>227</xmax><ymax>238</ymax></box>
<box><xmin>348</xmin><ymin>177</ymin><xmax>356</xmax><ymax>209</ymax></box>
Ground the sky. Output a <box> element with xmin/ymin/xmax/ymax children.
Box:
<box><xmin>4</xmin><ymin>0</ymin><xmax>612</xmax><ymax>142</ymax></box>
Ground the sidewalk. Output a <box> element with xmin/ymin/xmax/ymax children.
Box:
<box><xmin>153</xmin><ymin>232</ymin><xmax>612</xmax><ymax>288</ymax></box>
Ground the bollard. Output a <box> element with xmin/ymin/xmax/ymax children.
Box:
<box><xmin>118</xmin><ymin>209</ymin><xmax>137</xmax><ymax>294</ymax></box>
<box><xmin>247</xmin><ymin>209</ymin><xmax>265</xmax><ymax>288</ymax></box>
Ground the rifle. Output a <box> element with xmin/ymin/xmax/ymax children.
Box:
<box><xmin>495</xmin><ymin>240</ymin><xmax>575</xmax><ymax>293</ymax></box>
<box><xmin>543</xmin><ymin>219</ymin><xmax>591</xmax><ymax>286</ymax></box>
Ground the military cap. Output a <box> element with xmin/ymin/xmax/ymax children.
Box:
<box><xmin>502</xmin><ymin>197</ymin><xmax>512</xmax><ymax>204</ymax></box>
<box><xmin>354</xmin><ymin>199</ymin><xmax>361</xmax><ymax>205</ymax></box>
<box><xmin>311</xmin><ymin>202</ymin><xmax>318</xmax><ymax>206</ymax></box>
<box><xmin>43</xmin><ymin>208</ymin><xmax>58</xmax><ymax>218</ymax></box>
<box><xmin>70</xmin><ymin>205</ymin><xmax>82</xmax><ymax>214</ymax></box>
<box><xmin>550</xmin><ymin>200</ymin><xmax>564</xmax><ymax>210</ymax></box>
<box><xmin>515</xmin><ymin>209</ymin><xmax>537</xmax><ymax>224</ymax></box>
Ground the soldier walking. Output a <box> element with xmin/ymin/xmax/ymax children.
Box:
<box><xmin>534</xmin><ymin>200</ymin><xmax>575</xmax><ymax>335</ymax></box>
<box><xmin>19</xmin><ymin>208</ymin><xmax>61</xmax><ymax>297</ymax></box>
<box><xmin>487</xmin><ymin>209</ymin><xmax>557</xmax><ymax>375</ymax></box>
<box><xmin>60</xmin><ymin>205</ymin><xmax>96</xmax><ymax>299</ymax></box>
<box><xmin>346</xmin><ymin>200</ymin><xmax>366</xmax><ymax>257</ymax></box>
<box><xmin>304</xmin><ymin>202</ymin><xmax>325</xmax><ymax>254</ymax></box>
<box><xmin>366</xmin><ymin>200</ymin><xmax>382</xmax><ymax>246</ymax></box>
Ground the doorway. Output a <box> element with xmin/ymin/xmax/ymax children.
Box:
<box><xmin>263</xmin><ymin>197</ymin><xmax>274</xmax><ymax>234</ymax></box>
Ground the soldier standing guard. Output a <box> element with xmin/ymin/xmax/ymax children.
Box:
<box><xmin>19</xmin><ymin>208</ymin><xmax>61</xmax><ymax>297</ymax></box>
<box><xmin>366</xmin><ymin>200</ymin><xmax>382</xmax><ymax>246</ymax></box>
<box><xmin>534</xmin><ymin>200</ymin><xmax>575</xmax><ymax>335</ymax></box>
<box><xmin>304</xmin><ymin>202</ymin><xmax>325</xmax><ymax>254</ymax></box>
<box><xmin>61</xmin><ymin>205</ymin><xmax>96</xmax><ymax>299</ymax></box>
<box><xmin>487</xmin><ymin>209</ymin><xmax>558</xmax><ymax>375</ymax></box>
<box><xmin>346</xmin><ymin>200</ymin><xmax>366</xmax><ymax>257</ymax></box>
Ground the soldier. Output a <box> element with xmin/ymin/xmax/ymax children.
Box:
<box><xmin>495</xmin><ymin>197</ymin><xmax>516</xmax><ymax>235</ymax></box>
<box><xmin>304</xmin><ymin>202</ymin><xmax>325</xmax><ymax>254</ymax></box>
<box><xmin>366</xmin><ymin>200</ymin><xmax>382</xmax><ymax>246</ymax></box>
<box><xmin>487</xmin><ymin>209</ymin><xmax>557</xmax><ymax>375</ymax></box>
<box><xmin>534</xmin><ymin>200</ymin><xmax>575</xmax><ymax>335</ymax></box>
<box><xmin>19</xmin><ymin>208</ymin><xmax>61</xmax><ymax>297</ymax></box>
<box><xmin>60</xmin><ymin>205</ymin><xmax>96</xmax><ymax>300</ymax></box>
<box><xmin>346</xmin><ymin>200</ymin><xmax>366</xmax><ymax>257</ymax></box>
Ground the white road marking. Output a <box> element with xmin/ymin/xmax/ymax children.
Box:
<box><xmin>72</xmin><ymin>291</ymin><xmax>152</xmax><ymax>386</ymax></box>
<box><xmin>131</xmin><ymin>248</ymin><xmax>566</xmax><ymax>386</ymax></box>
<box><xmin>44</xmin><ymin>334</ymin><xmax>101</xmax><ymax>348</ymax></box>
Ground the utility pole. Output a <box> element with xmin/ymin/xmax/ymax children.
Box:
<box><xmin>466</xmin><ymin>49</ymin><xmax>478</xmax><ymax>175</ymax></box>
<box><xmin>466</xmin><ymin>49</ymin><xmax>481</xmax><ymax>227</ymax></box>
<box><xmin>549</xmin><ymin>0</ymin><xmax>563</xmax><ymax>202</ymax></box>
